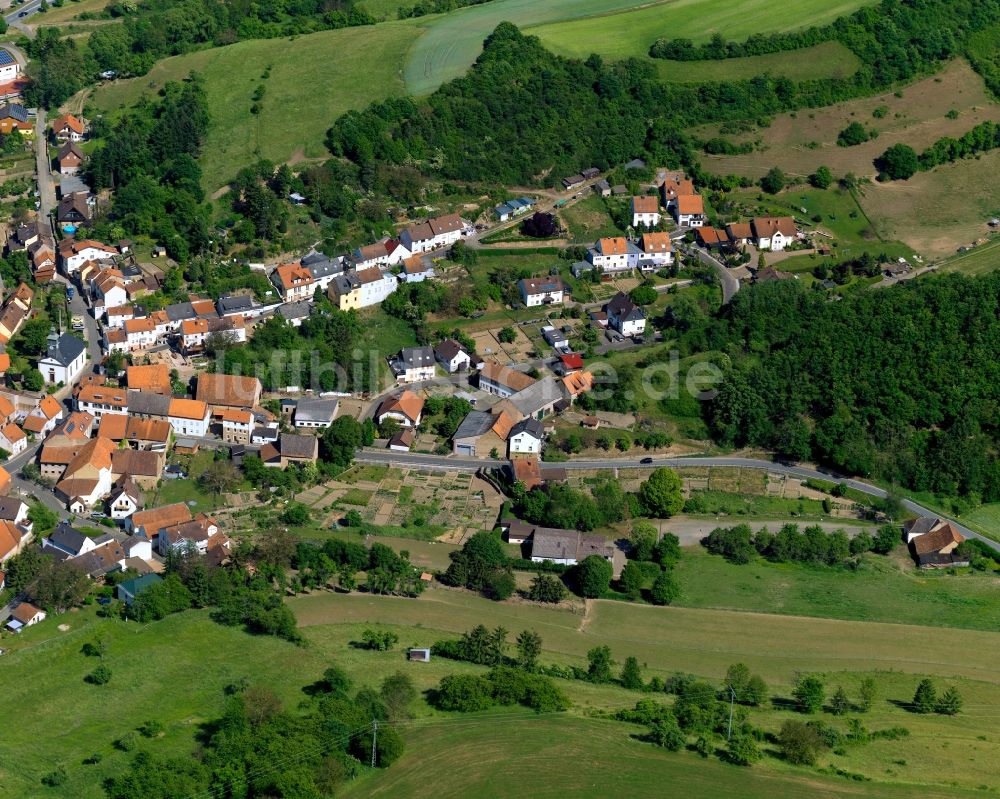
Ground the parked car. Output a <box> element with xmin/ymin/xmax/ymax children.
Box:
<box><xmin>164</xmin><ymin>465</ymin><xmax>187</xmax><ymax>480</ymax></box>
<box><xmin>640</xmin><ymin>457</ymin><xmax>653</xmax><ymax>464</ymax></box>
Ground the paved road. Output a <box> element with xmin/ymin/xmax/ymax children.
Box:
<box><xmin>33</xmin><ymin>108</ymin><xmax>55</xmax><ymax>224</ymax></box>
<box><xmin>5</xmin><ymin>0</ymin><xmax>43</xmax><ymax>36</ymax></box>
<box><xmin>690</xmin><ymin>246</ymin><xmax>740</xmax><ymax>304</ymax></box>
<box><xmin>353</xmin><ymin>450</ymin><xmax>998</xmax><ymax>552</ymax></box>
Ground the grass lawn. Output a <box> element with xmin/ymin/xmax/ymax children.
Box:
<box><xmin>341</xmin><ymin>712</ymin><xmax>983</xmax><ymax>799</ymax></box>
<box><xmin>727</xmin><ymin>185</ymin><xmax>912</xmax><ymax>265</ymax></box>
<box><xmin>85</xmin><ymin>23</ymin><xmax>416</xmax><ymax>192</ymax></box>
<box><xmin>959</xmin><ymin>502</ymin><xmax>1000</xmax><ymax>534</ymax></box>
<box><xmin>675</xmin><ymin>546</ymin><xmax>1000</xmax><ymax>631</ymax></box>
<box><xmin>340</xmin><ymin>487</ymin><xmax>374</xmax><ymax>506</ymax></box>
<box><xmin>685</xmin><ymin>489</ymin><xmax>827</xmax><ymax>517</ymax></box>
<box><xmin>939</xmin><ymin>237</ymin><xmax>1000</xmax><ymax>275</ymax></box>
<box><xmin>655</xmin><ymin>41</ymin><xmax>860</xmax><ymax>83</ymax></box>
<box><xmin>560</xmin><ymin>194</ymin><xmax>623</xmax><ymax>242</ymax></box>
<box><xmin>5</xmin><ymin>590</ymin><xmax>1000</xmax><ymax>796</ymax></box>
<box><xmin>527</xmin><ymin>0</ymin><xmax>874</xmax><ymax>61</ymax></box>
<box><xmin>30</xmin><ymin>0</ymin><xmax>114</xmax><ymax>26</ymax></box>
<box><xmin>149</xmin><ymin>478</ymin><xmax>224</xmax><ymax>513</ymax></box>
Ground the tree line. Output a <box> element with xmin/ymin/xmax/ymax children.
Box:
<box><xmin>875</xmin><ymin>119</ymin><xmax>1000</xmax><ymax>180</ymax></box>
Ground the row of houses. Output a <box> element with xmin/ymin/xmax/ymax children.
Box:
<box><xmin>695</xmin><ymin>216</ymin><xmax>799</xmax><ymax>252</ymax></box>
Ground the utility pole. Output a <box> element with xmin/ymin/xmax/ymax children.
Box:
<box><xmin>370</xmin><ymin>719</ymin><xmax>378</xmax><ymax>768</ymax></box>
<box><xmin>726</xmin><ymin>685</ymin><xmax>736</xmax><ymax>740</ymax></box>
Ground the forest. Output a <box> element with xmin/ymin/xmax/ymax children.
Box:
<box><xmin>85</xmin><ymin>79</ymin><xmax>211</xmax><ymax>261</ymax></box>
<box><xmin>325</xmin><ymin>7</ymin><xmax>1000</xmax><ymax>199</ymax></box>
<box><xmin>697</xmin><ymin>274</ymin><xmax>1000</xmax><ymax>502</ymax></box>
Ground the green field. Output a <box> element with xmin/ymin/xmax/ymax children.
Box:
<box><xmin>675</xmin><ymin>547</ymin><xmax>1000</xmax><ymax>631</ymax></box>
<box><xmin>527</xmin><ymin>0</ymin><xmax>873</xmax><ymax>61</ymax></box>
<box><xmin>5</xmin><ymin>586</ymin><xmax>1000</xmax><ymax>797</ymax></box>
<box><xmin>402</xmin><ymin>0</ymin><xmax>663</xmax><ymax>96</ymax></box>
<box><xmin>87</xmin><ymin>23</ymin><xmax>415</xmax><ymax>191</ymax></box>
<box><xmin>340</xmin><ymin>713</ymin><xmax>982</xmax><ymax>799</ymax></box>
<box><xmin>655</xmin><ymin>41</ymin><xmax>860</xmax><ymax>83</ymax></box>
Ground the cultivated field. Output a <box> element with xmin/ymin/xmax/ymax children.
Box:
<box><xmin>655</xmin><ymin>41</ymin><xmax>860</xmax><ymax>83</ymax></box>
<box><xmin>699</xmin><ymin>60</ymin><xmax>1000</xmax><ymax>181</ymax></box>
<box><xmin>527</xmin><ymin>0</ymin><xmax>874</xmax><ymax>61</ymax></box>
<box><xmin>861</xmin><ymin>149</ymin><xmax>1000</xmax><ymax>259</ymax></box>
<box><xmin>84</xmin><ymin>23</ymin><xmax>415</xmax><ymax>191</ymax></box>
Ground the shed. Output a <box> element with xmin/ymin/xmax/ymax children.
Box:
<box><xmin>408</xmin><ymin>648</ymin><xmax>431</xmax><ymax>662</ymax></box>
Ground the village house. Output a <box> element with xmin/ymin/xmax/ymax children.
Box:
<box><xmin>399</xmin><ymin>255</ymin><xmax>435</xmax><ymax>284</ymax></box>
<box><xmin>52</xmin><ymin>113</ymin><xmax>85</xmax><ymax>142</ymax></box>
<box><xmin>507</xmin><ymin>417</ymin><xmax>544</xmax><ymax>456</ymax></box>
<box><xmin>109</xmin><ymin>476</ymin><xmax>144</xmax><ymax>519</ymax></box>
<box><xmin>452</xmin><ymin>410</ymin><xmax>515</xmax><ymax>457</ymax></box>
<box><xmin>0</xmin><ymin>49</ymin><xmax>19</xmax><ymax>85</ymax></box>
<box><xmin>390</xmin><ymin>345</ymin><xmax>436</xmax><ymax>383</ymax></box>
<box><xmin>434</xmin><ymin>339</ymin><xmax>473</xmax><ymax>373</ymax></box>
<box><xmin>518</xmin><ymin>275</ymin><xmax>565</xmax><ymax>307</ymax></box>
<box><xmin>23</xmin><ymin>394</ymin><xmax>65</xmax><ymax>437</ymax></box>
<box><xmin>904</xmin><ymin>518</ymin><xmax>970</xmax><ymax>568</ymax></box>
<box><xmin>587</xmin><ymin>237</ymin><xmax>640</xmax><ymax>273</ymax></box>
<box><xmin>117</xmin><ymin>573</ymin><xmax>162</xmax><ymax>605</ymax></box>
<box><xmin>375</xmin><ymin>390</ymin><xmax>424</xmax><ymax>428</ymax></box>
<box><xmin>0</xmin><ymin>517</ymin><xmax>31</xmax><ymax>564</ymax></box>
<box><xmin>127</xmin><ymin>364</ymin><xmax>171</xmax><ymax>395</ymax></box>
<box><xmin>302</xmin><ymin>252</ymin><xmax>349</xmax><ymax>293</ymax></box>
<box><xmin>726</xmin><ymin>222</ymin><xmax>753</xmax><ymax>246</ymax></box>
<box><xmin>196</xmin><ymin>373</ymin><xmax>262</xmax><ymax>413</ymax></box>
<box><xmin>52</xmin><ymin>437</ymin><xmax>116</xmax><ymax>509</ymax></box>
<box><xmin>220</xmin><ymin>408</ymin><xmax>253</xmax><ymax>444</ymax></box>
<box><xmin>328</xmin><ymin>267</ymin><xmax>398</xmax><ymax>311</ymax></box>
<box><xmin>57</xmin><ymin>192</ymin><xmax>91</xmax><ymax>229</ymax></box>
<box><xmin>478</xmin><ymin>360</ymin><xmax>536</xmax><ymax>399</ymax></box>
<box><xmin>58</xmin><ymin>141</ymin><xmax>84</xmax><ymax>175</ymax></box>
<box><xmin>494</xmin><ymin>197</ymin><xmax>535</xmax><ymax>221</ymax></box>
<box><xmin>127</xmin><ymin>390</ymin><xmax>171</xmax><ymax>422</ymax></box>
<box><xmin>631</xmin><ymin>195</ymin><xmax>661</xmax><ymax>228</ymax></box>
<box><xmin>271</xmin><ymin>262</ymin><xmax>315</xmax><ymax>303</ymax></box>
<box><xmin>0</xmin><ymin>103</ymin><xmax>30</xmax><ymax>136</ymax></box>
<box><xmin>90</xmin><ymin>268</ymin><xmax>127</xmax><ymax>317</ymax></box>
<box><xmin>530</xmin><ymin>527</ymin><xmax>615</xmax><ymax>566</ymax></box>
<box><xmin>0</xmin><ymin>422</ymin><xmax>26</xmax><ymax>456</ymax></box>
<box><xmin>673</xmin><ymin>194</ymin><xmax>706</xmax><ymax>227</ymax></box>
<box><xmin>7</xmin><ymin>601</ymin><xmax>46</xmax><ymax>632</ymax></box>
<box><xmin>508</xmin><ymin>376</ymin><xmax>563</xmax><ymax>420</ymax></box>
<box><xmin>260</xmin><ymin>433</ymin><xmax>319</xmax><ymax>468</ymax></box>
<box><xmin>751</xmin><ymin>216</ymin><xmax>797</xmax><ymax>251</ymax></box>
<box><xmin>122</xmin><ymin>317</ymin><xmax>157</xmax><ymax>351</ymax></box>
<box><xmin>60</xmin><ymin>239</ymin><xmax>115</xmax><ymax>275</ymax></box>
<box><xmin>399</xmin><ymin>213</ymin><xmax>465</xmax><ymax>254</ymax></box>
<box><xmin>388</xmin><ymin>428</ymin><xmax>414</xmax><ymax>452</ymax></box>
<box><xmin>112</xmin><ymin>448</ymin><xmax>164</xmax><ymax>491</ymax></box>
<box><xmin>353</xmin><ymin>238</ymin><xmax>411</xmax><ymax>269</ymax></box>
<box><xmin>167</xmin><ymin>398</ymin><xmax>211</xmax><ymax>438</ymax></box>
<box><xmin>0</xmin><ymin>497</ymin><xmax>30</xmax><ymax>532</ymax></box>
<box><xmin>561</xmin><ymin>370</ymin><xmax>594</xmax><ymax>403</ymax></box>
<box><xmin>180</xmin><ymin>316</ymin><xmax>246</xmax><ymax>354</ymax></box>
<box><xmin>104</xmin><ymin>305</ymin><xmax>134</xmax><ymax>330</ymax></box>
<box><xmin>638</xmin><ymin>232</ymin><xmax>673</xmax><ymax>269</ymax></box>
<box><xmin>127</xmin><ymin>502</ymin><xmax>193</xmax><ymax>538</ymax></box>
<box><xmin>605</xmin><ymin>292</ymin><xmax>647</xmax><ymax>338</ymax></box>
<box><xmin>293</xmin><ymin>397</ymin><xmax>339</xmax><ymax>430</ymax></box>
<box><xmin>38</xmin><ymin>330</ymin><xmax>87</xmax><ymax>385</ymax></box>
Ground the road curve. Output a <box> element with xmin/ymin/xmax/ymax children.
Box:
<box><xmin>354</xmin><ymin>450</ymin><xmax>996</xmax><ymax>551</ymax></box>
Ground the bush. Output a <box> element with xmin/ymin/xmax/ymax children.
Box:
<box><xmin>572</xmin><ymin>555</ymin><xmax>612</xmax><ymax>598</ymax></box>
<box><xmin>793</xmin><ymin>675</ymin><xmax>825</xmax><ymax>714</ymax></box>
<box><xmin>41</xmin><ymin>767</ymin><xmax>68</xmax><ymax>787</ymax></box>
<box><xmin>650</xmin><ymin>715</ymin><xmax>686</xmax><ymax>751</ymax></box>
<box><xmin>936</xmin><ymin>686</ymin><xmax>962</xmax><ymax>715</ymax></box>
<box><xmin>138</xmin><ymin>720</ymin><xmax>164</xmax><ymax>738</ymax></box>
<box><xmin>912</xmin><ymin>678</ymin><xmax>936</xmax><ymax>713</ymax></box>
<box><xmin>778</xmin><ymin>719</ymin><xmax>824</xmax><ymax>765</ymax></box>
<box><xmin>760</xmin><ymin>167</ymin><xmax>785</xmax><ymax>194</ymax></box>
<box><xmin>434</xmin><ymin>674</ymin><xmax>495</xmax><ymax>712</ymax></box>
<box><xmin>875</xmin><ymin>143</ymin><xmax>919</xmax><ymax>180</ymax></box>
<box><xmin>727</xmin><ymin>735</ymin><xmax>761</xmax><ymax>766</ymax></box>
<box><xmin>86</xmin><ymin>664</ymin><xmax>112</xmax><ymax>685</ymax></box>
<box><xmin>649</xmin><ymin>570</ymin><xmax>680</xmax><ymax>606</ymax></box>
<box><xmin>361</xmin><ymin>628</ymin><xmax>399</xmax><ymax>651</ymax></box>
<box><xmin>528</xmin><ymin>573</ymin><xmax>566</xmax><ymax>603</ymax></box>
<box><xmin>837</xmin><ymin>122</ymin><xmax>870</xmax><ymax>147</ymax></box>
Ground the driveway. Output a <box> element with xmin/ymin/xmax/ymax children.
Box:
<box><xmin>33</xmin><ymin>108</ymin><xmax>55</xmax><ymax>225</ymax></box>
